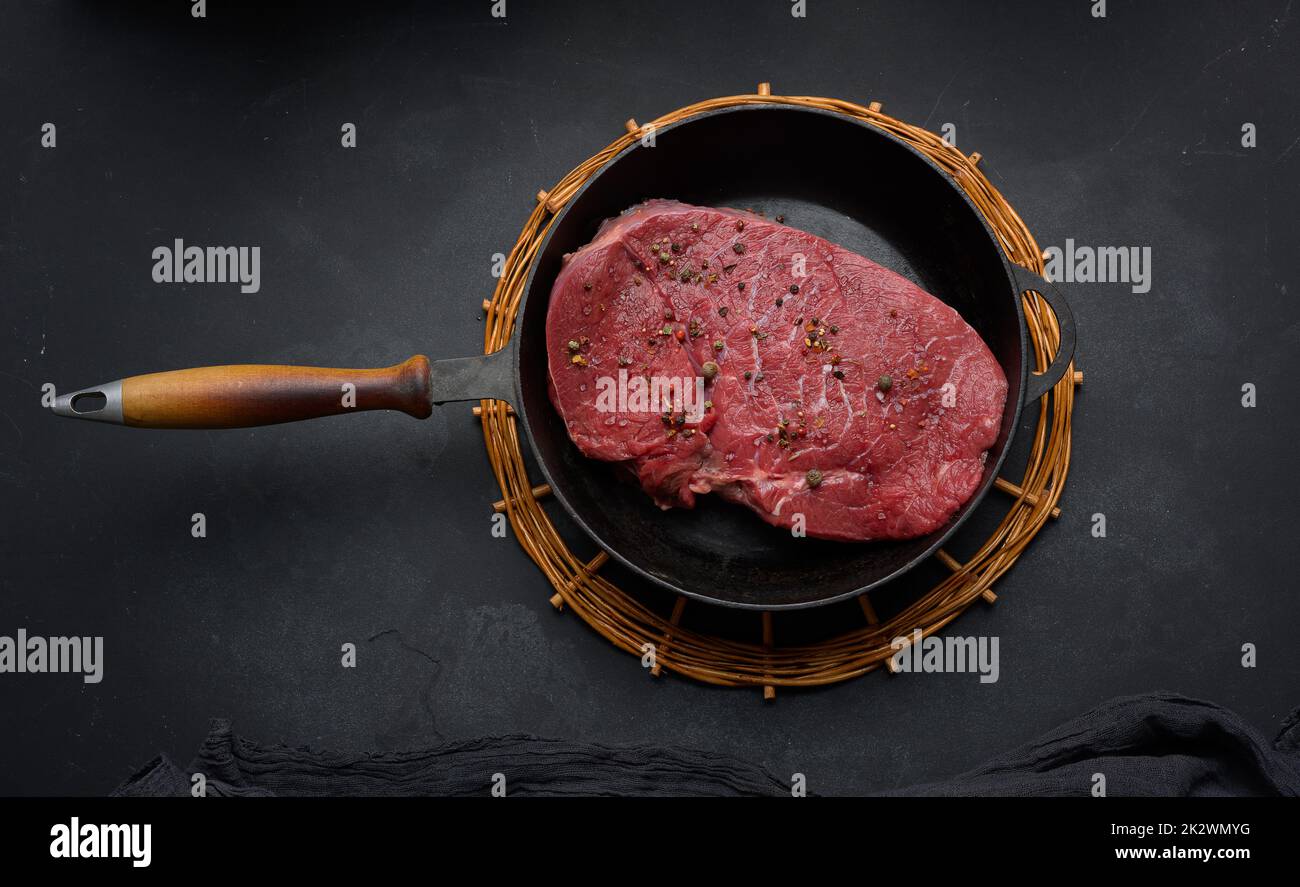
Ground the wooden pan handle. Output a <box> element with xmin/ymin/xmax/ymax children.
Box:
<box><xmin>52</xmin><ymin>356</ymin><xmax>432</xmax><ymax>429</ymax></box>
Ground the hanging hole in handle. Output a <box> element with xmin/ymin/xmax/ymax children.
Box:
<box><xmin>70</xmin><ymin>391</ymin><xmax>108</xmax><ymax>413</ymax></box>
<box><xmin>51</xmin><ymin>379</ymin><xmax>124</xmax><ymax>424</ymax></box>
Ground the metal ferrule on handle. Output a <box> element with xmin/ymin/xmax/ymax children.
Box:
<box><xmin>52</xmin><ymin>380</ymin><xmax>125</xmax><ymax>424</ymax></box>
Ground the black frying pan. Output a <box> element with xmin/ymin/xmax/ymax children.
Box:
<box><xmin>53</xmin><ymin>104</ymin><xmax>1076</xmax><ymax>610</ymax></box>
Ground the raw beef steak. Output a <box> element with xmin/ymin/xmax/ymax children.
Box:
<box><xmin>545</xmin><ymin>200</ymin><xmax>1007</xmax><ymax>542</ymax></box>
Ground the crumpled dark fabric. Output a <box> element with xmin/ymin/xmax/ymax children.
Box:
<box><xmin>113</xmin><ymin>693</ymin><xmax>1300</xmax><ymax>797</ymax></box>
<box><xmin>883</xmin><ymin>693</ymin><xmax>1300</xmax><ymax>797</ymax></box>
<box><xmin>112</xmin><ymin>722</ymin><xmax>792</xmax><ymax>797</ymax></box>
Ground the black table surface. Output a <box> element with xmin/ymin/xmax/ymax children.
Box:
<box><xmin>2</xmin><ymin>0</ymin><xmax>1297</xmax><ymax>796</ymax></box>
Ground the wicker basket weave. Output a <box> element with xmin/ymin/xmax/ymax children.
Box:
<box><xmin>476</xmin><ymin>86</ymin><xmax>1078</xmax><ymax>696</ymax></box>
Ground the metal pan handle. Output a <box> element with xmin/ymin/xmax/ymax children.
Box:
<box><xmin>1011</xmin><ymin>265</ymin><xmax>1077</xmax><ymax>403</ymax></box>
<box><xmin>428</xmin><ymin>340</ymin><xmax>517</xmax><ymax>406</ymax></box>
<box><xmin>50</xmin><ymin>342</ymin><xmax>517</xmax><ymax>429</ymax></box>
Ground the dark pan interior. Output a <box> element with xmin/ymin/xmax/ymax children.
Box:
<box><xmin>516</xmin><ymin>105</ymin><xmax>1026</xmax><ymax>609</ymax></box>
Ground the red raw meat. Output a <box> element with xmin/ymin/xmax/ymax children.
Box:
<box><xmin>545</xmin><ymin>200</ymin><xmax>1007</xmax><ymax>542</ymax></box>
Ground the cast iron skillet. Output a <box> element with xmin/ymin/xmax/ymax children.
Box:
<box><xmin>53</xmin><ymin>104</ymin><xmax>1076</xmax><ymax>610</ymax></box>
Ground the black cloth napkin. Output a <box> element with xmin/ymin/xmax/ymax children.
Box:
<box><xmin>114</xmin><ymin>724</ymin><xmax>791</xmax><ymax>797</ymax></box>
<box><xmin>113</xmin><ymin>693</ymin><xmax>1300</xmax><ymax>797</ymax></box>
<box><xmin>883</xmin><ymin>693</ymin><xmax>1300</xmax><ymax>797</ymax></box>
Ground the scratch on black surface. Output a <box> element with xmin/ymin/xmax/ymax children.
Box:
<box><xmin>368</xmin><ymin>629</ymin><xmax>444</xmax><ymax>743</ymax></box>
<box><xmin>921</xmin><ymin>72</ymin><xmax>959</xmax><ymax>129</ymax></box>
<box><xmin>368</xmin><ymin>628</ymin><xmax>441</xmax><ymax>669</ymax></box>
<box><xmin>1108</xmin><ymin>90</ymin><xmax>1163</xmax><ymax>152</ymax></box>
<box><xmin>1277</xmin><ymin>135</ymin><xmax>1300</xmax><ymax>162</ymax></box>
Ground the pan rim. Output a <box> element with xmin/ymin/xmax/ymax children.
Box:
<box><xmin>510</xmin><ymin>103</ymin><xmax>1030</xmax><ymax>610</ymax></box>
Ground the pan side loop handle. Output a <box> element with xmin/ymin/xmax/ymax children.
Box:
<box><xmin>428</xmin><ymin>339</ymin><xmax>518</xmax><ymax>406</ymax></box>
<box><xmin>1012</xmin><ymin>265</ymin><xmax>1078</xmax><ymax>403</ymax></box>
